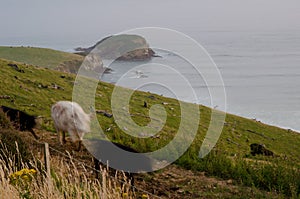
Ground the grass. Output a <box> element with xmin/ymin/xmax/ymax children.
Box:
<box><xmin>0</xmin><ymin>110</ymin><xmax>136</xmax><ymax>199</ymax></box>
<box><xmin>1</xmin><ymin>52</ymin><xmax>300</xmax><ymax>197</ymax></box>
<box><xmin>0</xmin><ymin>143</ymin><xmax>133</xmax><ymax>199</ymax></box>
<box><xmin>0</xmin><ymin>46</ymin><xmax>83</xmax><ymax>69</ymax></box>
<box><xmin>178</xmin><ymin>150</ymin><xmax>300</xmax><ymax>196</ymax></box>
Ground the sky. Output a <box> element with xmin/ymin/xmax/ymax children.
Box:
<box><xmin>1</xmin><ymin>0</ymin><xmax>300</xmax><ymax>44</ymax></box>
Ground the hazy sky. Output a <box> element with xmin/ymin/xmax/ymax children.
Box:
<box><xmin>1</xmin><ymin>0</ymin><xmax>300</xmax><ymax>46</ymax></box>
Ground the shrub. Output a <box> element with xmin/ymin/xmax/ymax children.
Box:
<box><xmin>0</xmin><ymin>110</ymin><xmax>32</xmax><ymax>170</ymax></box>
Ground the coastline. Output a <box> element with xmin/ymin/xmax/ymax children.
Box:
<box><xmin>1</xmin><ymin>29</ymin><xmax>300</xmax><ymax>132</ymax></box>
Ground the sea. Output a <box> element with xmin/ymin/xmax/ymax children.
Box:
<box><xmin>1</xmin><ymin>30</ymin><xmax>300</xmax><ymax>132</ymax></box>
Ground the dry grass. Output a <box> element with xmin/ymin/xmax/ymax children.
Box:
<box><xmin>0</xmin><ymin>143</ymin><xmax>135</xmax><ymax>199</ymax></box>
<box><xmin>0</xmin><ymin>167</ymin><xmax>19</xmax><ymax>199</ymax></box>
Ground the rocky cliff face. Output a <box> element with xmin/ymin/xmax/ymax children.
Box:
<box><xmin>56</xmin><ymin>59</ymin><xmax>83</xmax><ymax>74</ymax></box>
<box><xmin>75</xmin><ymin>34</ymin><xmax>156</xmax><ymax>61</ymax></box>
<box><xmin>56</xmin><ymin>54</ymin><xmax>113</xmax><ymax>75</ymax></box>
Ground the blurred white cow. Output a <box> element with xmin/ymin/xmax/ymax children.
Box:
<box><xmin>51</xmin><ymin>101</ymin><xmax>92</xmax><ymax>151</ymax></box>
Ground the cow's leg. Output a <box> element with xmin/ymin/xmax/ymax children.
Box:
<box><xmin>76</xmin><ymin>132</ymin><xmax>84</xmax><ymax>151</ymax></box>
<box><xmin>93</xmin><ymin>157</ymin><xmax>100</xmax><ymax>179</ymax></box>
<box><xmin>57</xmin><ymin>130</ymin><xmax>63</xmax><ymax>145</ymax></box>
<box><xmin>77</xmin><ymin>140</ymin><xmax>82</xmax><ymax>151</ymax></box>
<box><xmin>29</xmin><ymin>129</ymin><xmax>39</xmax><ymax>140</ymax></box>
<box><xmin>62</xmin><ymin>131</ymin><xmax>66</xmax><ymax>144</ymax></box>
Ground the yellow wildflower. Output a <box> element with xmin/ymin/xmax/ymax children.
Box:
<box><xmin>9</xmin><ymin>168</ymin><xmax>37</xmax><ymax>185</ymax></box>
<box><xmin>142</xmin><ymin>194</ymin><xmax>149</xmax><ymax>199</ymax></box>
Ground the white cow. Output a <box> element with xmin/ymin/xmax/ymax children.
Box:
<box><xmin>51</xmin><ymin>101</ymin><xmax>92</xmax><ymax>151</ymax></box>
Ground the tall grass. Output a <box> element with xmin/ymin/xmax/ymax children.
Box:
<box><xmin>0</xmin><ymin>144</ymin><xmax>134</xmax><ymax>199</ymax></box>
<box><xmin>177</xmin><ymin>150</ymin><xmax>300</xmax><ymax>197</ymax></box>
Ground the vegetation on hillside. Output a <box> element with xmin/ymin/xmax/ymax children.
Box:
<box><xmin>75</xmin><ymin>34</ymin><xmax>155</xmax><ymax>60</ymax></box>
<box><xmin>0</xmin><ymin>51</ymin><xmax>300</xmax><ymax>197</ymax></box>
<box><xmin>0</xmin><ymin>46</ymin><xmax>83</xmax><ymax>71</ymax></box>
<box><xmin>0</xmin><ymin>148</ymin><xmax>131</xmax><ymax>198</ymax></box>
<box><xmin>0</xmin><ymin>109</ymin><xmax>33</xmax><ymax>170</ymax></box>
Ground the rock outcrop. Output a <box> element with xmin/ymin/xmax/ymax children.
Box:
<box><xmin>56</xmin><ymin>55</ymin><xmax>111</xmax><ymax>75</ymax></box>
<box><xmin>75</xmin><ymin>34</ymin><xmax>156</xmax><ymax>61</ymax></box>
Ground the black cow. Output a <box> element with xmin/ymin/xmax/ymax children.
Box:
<box><xmin>86</xmin><ymin>139</ymin><xmax>153</xmax><ymax>186</ymax></box>
<box><xmin>0</xmin><ymin>106</ymin><xmax>39</xmax><ymax>139</ymax></box>
<box><xmin>250</xmin><ymin>143</ymin><xmax>274</xmax><ymax>156</ymax></box>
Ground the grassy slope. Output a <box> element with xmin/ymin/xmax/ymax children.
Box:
<box><xmin>1</xmin><ymin>56</ymin><xmax>299</xmax><ymax>160</ymax></box>
<box><xmin>0</xmin><ymin>46</ymin><xmax>83</xmax><ymax>69</ymax></box>
<box><xmin>1</xmin><ymin>54</ymin><xmax>300</xmax><ymax>196</ymax></box>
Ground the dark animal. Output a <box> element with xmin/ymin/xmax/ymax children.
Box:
<box><xmin>0</xmin><ymin>106</ymin><xmax>39</xmax><ymax>139</ymax></box>
<box><xmin>88</xmin><ymin>139</ymin><xmax>153</xmax><ymax>186</ymax></box>
<box><xmin>250</xmin><ymin>143</ymin><xmax>274</xmax><ymax>156</ymax></box>
<box><xmin>95</xmin><ymin>110</ymin><xmax>113</xmax><ymax>118</ymax></box>
<box><xmin>7</xmin><ymin>63</ymin><xmax>25</xmax><ymax>73</ymax></box>
<box><xmin>143</xmin><ymin>101</ymin><xmax>148</xmax><ymax>108</ymax></box>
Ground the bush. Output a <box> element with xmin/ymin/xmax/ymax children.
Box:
<box><xmin>0</xmin><ymin>110</ymin><xmax>32</xmax><ymax>170</ymax></box>
<box><xmin>0</xmin><ymin>109</ymin><xmax>13</xmax><ymax>130</ymax></box>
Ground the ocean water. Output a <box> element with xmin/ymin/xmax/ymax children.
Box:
<box><xmin>202</xmin><ymin>31</ymin><xmax>300</xmax><ymax>131</ymax></box>
<box><xmin>1</xmin><ymin>30</ymin><xmax>300</xmax><ymax>131</ymax></box>
<box><xmin>101</xmin><ymin>30</ymin><xmax>300</xmax><ymax>132</ymax></box>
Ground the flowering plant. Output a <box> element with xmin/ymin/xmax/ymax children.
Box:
<box><xmin>9</xmin><ymin>168</ymin><xmax>37</xmax><ymax>198</ymax></box>
<box><xmin>9</xmin><ymin>168</ymin><xmax>37</xmax><ymax>186</ymax></box>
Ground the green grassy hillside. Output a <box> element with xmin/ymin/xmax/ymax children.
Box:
<box><xmin>0</xmin><ymin>56</ymin><xmax>300</xmax><ymax>197</ymax></box>
<box><xmin>0</xmin><ymin>57</ymin><xmax>298</xmax><ymax>159</ymax></box>
<box><xmin>0</xmin><ymin>46</ymin><xmax>83</xmax><ymax>69</ymax></box>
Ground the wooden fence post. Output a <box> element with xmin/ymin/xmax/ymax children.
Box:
<box><xmin>44</xmin><ymin>142</ymin><xmax>51</xmax><ymax>177</ymax></box>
